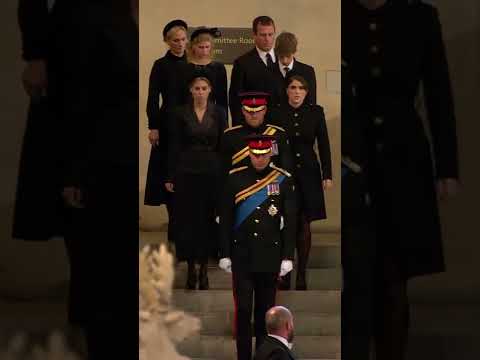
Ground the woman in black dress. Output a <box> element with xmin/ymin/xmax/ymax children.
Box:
<box><xmin>165</xmin><ymin>72</ymin><xmax>227</xmax><ymax>290</ymax></box>
<box><xmin>144</xmin><ymin>19</ymin><xmax>188</xmax><ymax>241</ymax></box>
<box><xmin>272</xmin><ymin>75</ymin><xmax>333</xmax><ymax>290</ymax></box>
<box><xmin>180</xmin><ymin>27</ymin><xmax>228</xmax><ymax>109</ymax></box>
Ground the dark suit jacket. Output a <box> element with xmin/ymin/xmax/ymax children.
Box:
<box><xmin>254</xmin><ymin>336</ymin><xmax>296</xmax><ymax>360</ymax></box>
<box><xmin>229</xmin><ymin>48</ymin><xmax>284</xmax><ymax>125</ymax></box>
<box><xmin>277</xmin><ymin>58</ymin><xmax>317</xmax><ymax>106</ymax></box>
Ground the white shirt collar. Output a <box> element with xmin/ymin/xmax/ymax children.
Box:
<box><xmin>279</xmin><ymin>59</ymin><xmax>295</xmax><ymax>77</ymax></box>
<box><xmin>268</xmin><ymin>334</ymin><xmax>293</xmax><ymax>350</ymax></box>
<box><xmin>256</xmin><ymin>46</ymin><xmax>276</xmax><ymax>66</ymax></box>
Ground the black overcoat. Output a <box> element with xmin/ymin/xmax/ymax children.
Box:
<box><xmin>144</xmin><ymin>51</ymin><xmax>188</xmax><ymax>205</ymax></box>
<box><xmin>342</xmin><ymin>0</ymin><xmax>459</xmax><ymax>277</ymax></box>
<box><xmin>270</xmin><ymin>103</ymin><xmax>332</xmax><ymax>221</ymax></box>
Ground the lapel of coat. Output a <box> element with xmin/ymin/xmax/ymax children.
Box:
<box><xmin>267</xmin><ymin>336</ymin><xmax>296</xmax><ymax>359</ymax></box>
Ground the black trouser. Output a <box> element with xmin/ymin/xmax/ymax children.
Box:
<box><xmin>341</xmin><ymin>221</ymin><xmax>376</xmax><ymax>360</ymax></box>
<box><xmin>373</xmin><ymin>256</ymin><xmax>410</xmax><ymax>360</ymax></box>
<box><xmin>68</xmin><ymin>162</ymin><xmax>138</xmax><ymax>360</ymax></box>
<box><xmin>232</xmin><ymin>271</ymin><xmax>278</xmax><ymax>360</ymax></box>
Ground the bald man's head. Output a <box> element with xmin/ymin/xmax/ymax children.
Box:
<box><xmin>265</xmin><ymin>306</ymin><xmax>294</xmax><ymax>342</ymax></box>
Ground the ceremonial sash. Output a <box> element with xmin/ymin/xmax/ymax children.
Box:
<box><xmin>233</xmin><ymin>170</ymin><xmax>286</xmax><ymax>230</ymax></box>
<box><xmin>231</xmin><ymin>127</ymin><xmax>277</xmax><ymax>165</ymax></box>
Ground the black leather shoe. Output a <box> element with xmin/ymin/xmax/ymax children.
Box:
<box><xmin>186</xmin><ymin>263</ymin><xmax>197</xmax><ymax>290</ymax></box>
<box><xmin>278</xmin><ymin>272</ymin><xmax>291</xmax><ymax>290</ymax></box>
<box><xmin>198</xmin><ymin>264</ymin><xmax>209</xmax><ymax>290</ymax></box>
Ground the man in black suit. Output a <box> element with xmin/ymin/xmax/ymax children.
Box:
<box><xmin>274</xmin><ymin>31</ymin><xmax>317</xmax><ymax>106</ymax></box>
<box><xmin>229</xmin><ymin>16</ymin><xmax>284</xmax><ymax>125</ymax></box>
<box><xmin>254</xmin><ymin>306</ymin><xmax>296</xmax><ymax>360</ymax></box>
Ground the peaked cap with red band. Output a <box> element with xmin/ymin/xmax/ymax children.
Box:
<box><xmin>239</xmin><ymin>91</ymin><xmax>270</xmax><ymax>112</ymax></box>
<box><xmin>245</xmin><ymin>134</ymin><xmax>274</xmax><ymax>155</ymax></box>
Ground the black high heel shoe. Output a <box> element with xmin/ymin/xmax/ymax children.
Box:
<box><xmin>198</xmin><ymin>264</ymin><xmax>209</xmax><ymax>290</ymax></box>
<box><xmin>186</xmin><ymin>262</ymin><xmax>197</xmax><ymax>290</ymax></box>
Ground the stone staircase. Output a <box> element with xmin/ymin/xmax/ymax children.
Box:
<box><xmin>140</xmin><ymin>229</ymin><xmax>342</xmax><ymax>360</ymax></box>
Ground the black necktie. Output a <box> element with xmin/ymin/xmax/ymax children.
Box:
<box><xmin>266</xmin><ymin>53</ymin><xmax>275</xmax><ymax>69</ymax></box>
<box><xmin>284</xmin><ymin>67</ymin><xmax>290</xmax><ymax>77</ymax></box>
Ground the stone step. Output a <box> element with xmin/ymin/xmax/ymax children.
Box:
<box><xmin>173</xmin><ymin>265</ymin><xmax>342</xmax><ymax>290</ymax></box>
<box><xmin>195</xmin><ymin>312</ymin><xmax>340</xmax><ymax>336</ymax></box>
<box><xmin>139</xmin><ymin>231</ymin><xmax>340</xmax><ymax>269</ymax></box>
<box><xmin>172</xmin><ymin>290</ymin><xmax>340</xmax><ymax>314</ymax></box>
<box><xmin>177</xmin><ymin>335</ymin><xmax>340</xmax><ymax>359</ymax></box>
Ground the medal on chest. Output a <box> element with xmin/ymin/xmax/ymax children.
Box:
<box><xmin>271</xmin><ymin>140</ymin><xmax>279</xmax><ymax>155</ymax></box>
<box><xmin>267</xmin><ymin>182</ymin><xmax>280</xmax><ymax>196</ymax></box>
<box><xmin>268</xmin><ymin>204</ymin><xmax>278</xmax><ymax>216</ymax></box>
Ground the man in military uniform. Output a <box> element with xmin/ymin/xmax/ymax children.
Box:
<box><xmin>220</xmin><ymin>91</ymin><xmax>294</xmax><ymax>179</ymax></box>
<box><xmin>218</xmin><ymin>134</ymin><xmax>297</xmax><ymax>360</ymax></box>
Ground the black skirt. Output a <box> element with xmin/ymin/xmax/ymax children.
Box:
<box><xmin>295</xmin><ymin>169</ymin><xmax>327</xmax><ymax>222</ymax></box>
<box><xmin>172</xmin><ymin>172</ymin><xmax>219</xmax><ymax>262</ymax></box>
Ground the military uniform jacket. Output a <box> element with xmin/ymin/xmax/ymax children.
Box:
<box><xmin>219</xmin><ymin>165</ymin><xmax>297</xmax><ymax>273</ymax></box>
<box><xmin>342</xmin><ymin>0</ymin><xmax>459</xmax><ymax>277</ymax></box>
<box><xmin>219</xmin><ymin>123</ymin><xmax>294</xmax><ymax>178</ymax></box>
<box><xmin>270</xmin><ymin>103</ymin><xmax>331</xmax><ymax>220</ymax></box>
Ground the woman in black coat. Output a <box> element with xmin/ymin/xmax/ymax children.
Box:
<box><xmin>144</xmin><ymin>19</ymin><xmax>188</xmax><ymax>241</ymax></box>
<box><xmin>271</xmin><ymin>75</ymin><xmax>333</xmax><ymax>290</ymax></box>
<box><xmin>165</xmin><ymin>72</ymin><xmax>227</xmax><ymax>290</ymax></box>
<box><xmin>343</xmin><ymin>1</ymin><xmax>459</xmax><ymax>358</ymax></box>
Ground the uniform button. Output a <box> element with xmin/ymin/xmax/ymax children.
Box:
<box><xmin>373</xmin><ymin>116</ymin><xmax>383</xmax><ymax>125</ymax></box>
<box><xmin>294</xmin><ymin>113</ymin><xmax>298</xmax><ymax>117</ymax></box>
<box><xmin>294</xmin><ymin>123</ymin><xmax>299</xmax><ymax>127</ymax></box>
<box><xmin>371</xmin><ymin>67</ymin><xmax>381</xmax><ymax>77</ymax></box>
<box><xmin>376</xmin><ymin>143</ymin><xmax>384</xmax><ymax>152</ymax></box>
<box><xmin>234</xmin><ymin>239</ymin><xmax>237</xmax><ymax>243</ymax></box>
<box><xmin>296</xmin><ymin>153</ymin><xmax>301</xmax><ymax>157</ymax></box>
<box><xmin>369</xmin><ymin>22</ymin><xmax>377</xmax><ymax>31</ymax></box>
<box><xmin>254</xmin><ymin>219</ymin><xmax>260</xmax><ymax>223</ymax></box>
<box><xmin>253</xmin><ymin>233</ymin><xmax>258</xmax><ymax>237</ymax></box>
<box><xmin>256</xmin><ymin>206</ymin><xmax>261</xmax><ymax>210</ymax></box>
<box><xmin>295</xmin><ymin>132</ymin><xmax>300</xmax><ymax>136</ymax></box>
<box><xmin>274</xmin><ymin>241</ymin><xmax>278</xmax><ymax>245</ymax></box>
<box><xmin>370</xmin><ymin>45</ymin><xmax>379</xmax><ymax>54</ymax></box>
<box><xmin>296</xmin><ymin>164</ymin><xmax>301</xmax><ymax>168</ymax></box>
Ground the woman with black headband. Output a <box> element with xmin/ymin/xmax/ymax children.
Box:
<box><xmin>180</xmin><ymin>27</ymin><xmax>228</xmax><ymax>110</ymax></box>
<box><xmin>144</xmin><ymin>19</ymin><xmax>189</xmax><ymax>245</ymax></box>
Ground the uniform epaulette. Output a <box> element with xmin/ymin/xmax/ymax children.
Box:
<box><xmin>229</xmin><ymin>166</ymin><xmax>248</xmax><ymax>175</ymax></box>
<box><xmin>269</xmin><ymin>163</ymin><xmax>291</xmax><ymax>177</ymax></box>
<box><xmin>266</xmin><ymin>124</ymin><xmax>285</xmax><ymax>132</ymax></box>
<box><xmin>224</xmin><ymin>125</ymin><xmax>243</xmax><ymax>133</ymax></box>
